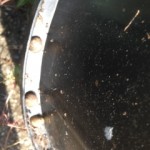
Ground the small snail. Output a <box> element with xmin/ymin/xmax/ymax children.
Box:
<box><xmin>25</xmin><ymin>91</ymin><xmax>38</xmax><ymax>108</ymax></box>
<box><xmin>30</xmin><ymin>114</ymin><xmax>45</xmax><ymax>128</ymax></box>
<box><xmin>29</xmin><ymin>36</ymin><xmax>42</xmax><ymax>52</ymax></box>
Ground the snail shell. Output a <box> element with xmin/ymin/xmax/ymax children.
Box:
<box><xmin>29</xmin><ymin>36</ymin><xmax>42</xmax><ymax>52</ymax></box>
<box><xmin>30</xmin><ymin>115</ymin><xmax>45</xmax><ymax>128</ymax></box>
<box><xmin>25</xmin><ymin>91</ymin><xmax>38</xmax><ymax>108</ymax></box>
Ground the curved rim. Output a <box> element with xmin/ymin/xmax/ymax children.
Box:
<box><xmin>22</xmin><ymin>0</ymin><xmax>59</xmax><ymax>149</ymax></box>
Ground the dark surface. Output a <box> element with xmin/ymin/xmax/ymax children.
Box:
<box><xmin>40</xmin><ymin>0</ymin><xmax>150</xmax><ymax>149</ymax></box>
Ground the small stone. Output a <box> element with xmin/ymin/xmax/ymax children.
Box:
<box><xmin>50</xmin><ymin>39</ymin><xmax>54</xmax><ymax>42</ymax></box>
<box><xmin>60</xmin><ymin>90</ymin><xmax>64</xmax><ymax>94</ymax></box>
<box><xmin>104</xmin><ymin>126</ymin><xmax>114</xmax><ymax>140</ymax></box>
<box><xmin>122</xmin><ymin>111</ymin><xmax>127</xmax><ymax>116</ymax></box>
<box><xmin>64</xmin><ymin>113</ymin><xmax>67</xmax><ymax>117</ymax></box>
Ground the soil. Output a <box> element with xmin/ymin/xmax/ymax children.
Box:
<box><xmin>0</xmin><ymin>5</ymin><xmax>33</xmax><ymax>150</ymax></box>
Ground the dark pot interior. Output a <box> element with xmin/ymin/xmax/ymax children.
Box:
<box><xmin>39</xmin><ymin>0</ymin><xmax>150</xmax><ymax>149</ymax></box>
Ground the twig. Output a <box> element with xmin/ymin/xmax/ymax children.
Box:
<box><xmin>2</xmin><ymin>90</ymin><xmax>13</xmax><ymax>112</ymax></box>
<box><xmin>4</xmin><ymin>127</ymin><xmax>13</xmax><ymax>150</ymax></box>
<box><xmin>7</xmin><ymin>123</ymin><xmax>27</xmax><ymax>130</ymax></box>
<box><xmin>6</xmin><ymin>138</ymin><xmax>27</xmax><ymax>148</ymax></box>
<box><xmin>124</xmin><ymin>10</ymin><xmax>140</xmax><ymax>32</ymax></box>
<box><xmin>0</xmin><ymin>0</ymin><xmax>11</xmax><ymax>5</ymax></box>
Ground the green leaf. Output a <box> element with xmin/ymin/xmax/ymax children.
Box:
<box><xmin>13</xmin><ymin>64</ymin><xmax>21</xmax><ymax>84</ymax></box>
<box><xmin>17</xmin><ymin>0</ymin><xmax>34</xmax><ymax>7</ymax></box>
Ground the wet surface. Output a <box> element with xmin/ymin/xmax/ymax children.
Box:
<box><xmin>40</xmin><ymin>0</ymin><xmax>150</xmax><ymax>149</ymax></box>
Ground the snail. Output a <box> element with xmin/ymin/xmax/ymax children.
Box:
<box><xmin>29</xmin><ymin>36</ymin><xmax>42</xmax><ymax>52</ymax></box>
<box><xmin>25</xmin><ymin>91</ymin><xmax>38</xmax><ymax>108</ymax></box>
<box><xmin>30</xmin><ymin>114</ymin><xmax>51</xmax><ymax>128</ymax></box>
<box><xmin>30</xmin><ymin>114</ymin><xmax>45</xmax><ymax>128</ymax></box>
